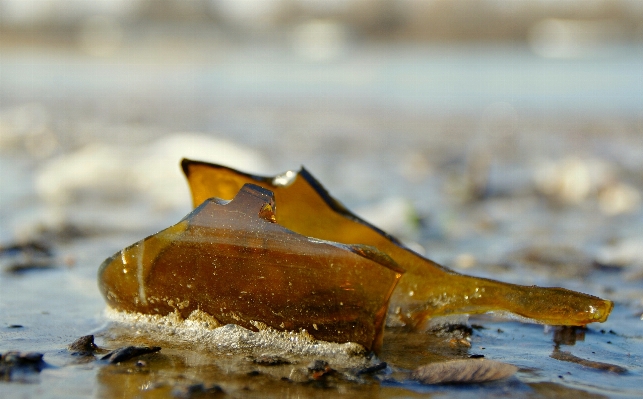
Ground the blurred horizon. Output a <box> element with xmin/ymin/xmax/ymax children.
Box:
<box><xmin>1</xmin><ymin>0</ymin><xmax>642</xmax><ymax>50</ymax></box>
<box><xmin>2</xmin><ymin>1</ymin><xmax>643</xmax><ymax>117</ymax></box>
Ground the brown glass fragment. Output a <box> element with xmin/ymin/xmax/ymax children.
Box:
<box><xmin>181</xmin><ymin>159</ymin><xmax>613</xmax><ymax>327</ymax></box>
<box><xmin>98</xmin><ymin>184</ymin><xmax>402</xmax><ymax>352</ymax></box>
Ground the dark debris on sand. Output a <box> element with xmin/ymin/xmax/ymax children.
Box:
<box><xmin>101</xmin><ymin>346</ymin><xmax>161</xmax><ymax>364</ymax></box>
<box><xmin>1</xmin><ymin>351</ymin><xmax>47</xmax><ymax>381</ymax></box>
<box><xmin>252</xmin><ymin>354</ymin><xmax>292</xmax><ymax>366</ymax></box>
<box><xmin>68</xmin><ymin>335</ymin><xmax>100</xmax><ymax>356</ymax></box>
<box><xmin>550</xmin><ymin>349</ymin><xmax>627</xmax><ymax>374</ymax></box>
<box><xmin>172</xmin><ymin>383</ymin><xmax>224</xmax><ymax>398</ymax></box>
<box><xmin>0</xmin><ymin>240</ymin><xmax>56</xmax><ymax>274</ymax></box>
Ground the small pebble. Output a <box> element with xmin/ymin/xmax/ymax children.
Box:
<box><xmin>1</xmin><ymin>351</ymin><xmax>47</xmax><ymax>379</ymax></box>
<box><xmin>68</xmin><ymin>335</ymin><xmax>99</xmax><ymax>356</ymax></box>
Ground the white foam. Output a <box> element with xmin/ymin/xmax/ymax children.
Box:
<box><xmin>103</xmin><ymin>307</ymin><xmax>369</xmax><ymax>368</ymax></box>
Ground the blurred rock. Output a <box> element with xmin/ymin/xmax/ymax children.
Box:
<box><xmin>30</xmin><ymin>134</ymin><xmax>269</xmax><ymax>235</ymax></box>
<box><xmin>77</xmin><ymin>15</ymin><xmax>123</xmax><ymax>57</ymax></box>
<box><xmin>596</xmin><ymin>237</ymin><xmax>643</xmax><ymax>269</ymax></box>
<box><xmin>35</xmin><ymin>133</ymin><xmax>268</xmax><ymax>211</ymax></box>
<box><xmin>1</xmin><ymin>351</ymin><xmax>46</xmax><ymax>381</ymax></box>
<box><xmin>35</xmin><ymin>143</ymin><xmax>133</xmax><ymax>205</ymax></box>
<box><xmin>292</xmin><ymin>19</ymin><xmax>349</xmax><ymax>62</ymax></box>
<box><xmin>597</xmin><ymin>181</ymin><xmax>641</xmax><ymax>215</ymax></box>
<box><xmin>136</xmin><ymin>133</ymin><xmax>269</xmax><ymax>210</ymax></box>
<box><xmin>172</xmin><ymin>383</ymin><xmax>223</xmax><ymax>398</ymax></box>
<box><xmin>529</xmin><ymin>18</ymin><xmax>627</xmax><ymax>59</ymax></box>
<box><xmin>533</xmin><ymin>157</ymin><xmax>613</xmax><ymax>205</ymax></box>
<box><xmin>533</xmin><ymin>156</ymin><xmax>641</xmax><ymax>215</ymax></box>
<box><xmin>454</xmin><ymin>253</ymin><xmax>477</xmax><ymax>269</ymax></box>
<box><xmin>0</xmin><ymin>103</ymin><xmax>57</xmax><ymax>158</ymax></box>
<box><xmin>209</xmin><ymin>0</ymin><xmax>282</xmax><ymax>29</ymax></box>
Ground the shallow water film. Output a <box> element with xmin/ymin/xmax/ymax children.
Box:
<box><xmin>2</xmin><ymin>4</ymin><xmax>643</xmax><ymax>397</ymax></box>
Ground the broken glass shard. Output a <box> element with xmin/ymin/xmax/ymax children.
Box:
<box><xmin>181</xmin><ymin>159</ymin><xmax>613</xmax><ymax>327</ymax></box>
<box><xmin>98</xmin><ymin>184</ymin><xmax>402</xmax><ymax>352</ymax></box>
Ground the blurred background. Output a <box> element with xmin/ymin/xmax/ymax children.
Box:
<box><xmin>1</xmin><ymin>0</ymin><xmax>643</xmax><ymax>261</ymax></box>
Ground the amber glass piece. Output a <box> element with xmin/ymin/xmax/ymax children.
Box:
<box><xmin>98</xmin><ymin>184</ymin><xmax>403</xmax><ymax>352</ymax></box>
<box><xmin>182</xmin><ymin>159</ymin><xmax>613</xmax><ymax>327</ymax></box>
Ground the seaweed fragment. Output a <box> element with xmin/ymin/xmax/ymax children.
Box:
<box><xmin>550</xmin><ymin>348</ymin><xmax>627</xmax><ymax>373</ymax></box>
<box><xmin>181</xmin><ymin>159</ymin><xmax>613</xmax><ymax>327</ymax></box>
<box><xmin>356</xmin><ymin>361</ymin><xmax>388</xmax><ymax>375</ymax></box>
<box><xmin>101</xmin><ymin>346</ymin><xmax>161</xmax><ymax>364</ymax></box>
<box><xmin>98</xmin><ymin>184</ymin><xmax>403</xmax><ymax>352</ymax></box>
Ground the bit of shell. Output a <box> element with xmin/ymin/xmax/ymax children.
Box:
<box><xmin>411</xmin><ymin>359</ymin><xmax>517</xmax><ymax>384</ymax></box>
